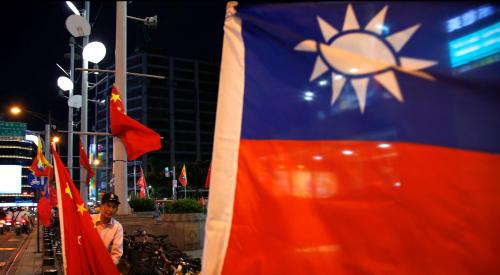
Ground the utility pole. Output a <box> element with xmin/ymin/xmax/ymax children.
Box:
<box><xmin>114</xmin><ymin>1</ymin><xmax>130</xmax><ymax>215</ymax></box>
<box><xmin>80</xmin><ymin>1</ymin><xmax>90</xmax><ymax>205</ymax></box>
<box><xmin>68</xmin><ymin>37</ymin><xmax>75</xmax><ymax>178</ymax></box>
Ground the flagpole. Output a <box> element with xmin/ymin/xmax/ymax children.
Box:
<box><xmin>52</xmin><ymin>145</ymin><xmax>68</xmax><ymax>274</ymax></box>
<box><xmin>133</xmin><ymin>164</ymin><xmax>137</xmax><ymax>196</ymax></box>
<box><xmin>114</xmin><ymin>1</ymin><xmax>130</xmax><ymax>215</ymax></box>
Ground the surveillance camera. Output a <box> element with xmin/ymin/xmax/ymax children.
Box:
<box><xmin>145</xmin><ymin>15</ymin><xmax>158</xmax><ymax>29</ymax></box>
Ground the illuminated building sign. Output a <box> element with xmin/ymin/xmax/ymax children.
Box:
<box><xmin>449</xmin><ymin>22</ymin><xmax>500</xmax><ymax>68</ymax></box>
<box><xmin>446</xmin><ymin>5</ymin><xmax>495</xmax><ymax>33</ymax></box>
<box><xmin>0</xmin><ymin>121</ymin><xmax>27</xmax><ymax>140</ymax></box>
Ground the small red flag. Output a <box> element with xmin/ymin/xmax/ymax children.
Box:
<box><xmin>205</xmin><ymin>163</ymin><xmax>211</xmax><ymax>189</ymax></box>
<box><xmin>79</xmin><ymin>138</ymin><xmax>95</xmax><ymax>186</ymax></box>
<box><xmin>179</xmin><ymin>164</ymin><xmax>188</xmax><ymax>187</ymax></box>
<box><xmin>137</xmin><ymin>167</ymin><xmax>147</xmax><ymax>199</ymax></box>
<box><xmin>52</xmin><ymin>144</ymin><xmax>120</xmax><ymax>275</ymax></box>
<box><xmin>37</xmin><ymin>196</ymin><xmax>52</xmax><ymax>227</ymax></box>
<box><xmin>110</xmin><ymin>86</ymin><xmax>162</xmax><ymax>160</ymax></box>
<box><xmin>48</xmin><ymin>183</ymin><xmax>58</xmax><ymax>207</ymax></box>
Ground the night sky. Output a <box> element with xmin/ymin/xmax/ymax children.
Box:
<box><xmin>0</xmin><ymin>1</ymin><xmax>227</xmax><ymax>132</ymax></box>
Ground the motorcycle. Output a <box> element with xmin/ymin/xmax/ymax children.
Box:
<box><xmin>14</xmin><ymin>219</ymin><xmax>31</xmax><ymax>236</ymax></box>
<box><xmin>14</xmin><ymin>220</ymin><xmax>22</xmax><ymax>236</ymax></box>
<box><xmin>4</xmin><ymin>218</ymin><xmax>12</xmax><ymax>232</ymax></box>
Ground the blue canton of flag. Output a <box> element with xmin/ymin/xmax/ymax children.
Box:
<box><xmin>27</xmin><ymin>172</ymin><xmax>44</xmax><ymax>190</ymax></box>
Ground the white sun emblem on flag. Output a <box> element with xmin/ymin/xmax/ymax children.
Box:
<box><xmin>295</xmin><ymin>4</ymin><xmax>438</xmax><ymax>113</ymax></box>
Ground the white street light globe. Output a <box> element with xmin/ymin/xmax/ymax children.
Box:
<box><xmin>57</xmin><ymin>76</ymin><xmax>74</xmax><ymax>91</ymax></box>
<box><xmin>83</xmin><ymin>41</ymin><xmax>106</xmax><ymax>64</ymax></box>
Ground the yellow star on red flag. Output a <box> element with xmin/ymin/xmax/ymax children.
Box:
<box><xmin>77</xmin><ymin>203</ymin><xmax>87</xmax><ymax>216</ymax></box>
<box><xmin>65</xmin><ymin>182</ymin><xmax>73</xmax><ymax>199</ymax></box>
<box><xmin>111</xmin><ymin>93</ymin><xmax>121</xmax><ymax>102</ymax></box>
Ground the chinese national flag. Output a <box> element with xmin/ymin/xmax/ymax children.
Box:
<box><xmin>79</xmin><ymin>138</ymin><xmax>95</xmax><ymax>186</ymax></box>
<box><xmin>52</xmin><ymin>144</ymin><xmax>119</xmax><ymax>275</ymax></box>
<box><xmin>110</xmin><ymin>85</ymin><xmax>162</xmax><ymax>160</ymax></box>
<box><xmin>179</xmin><ymin>164</ymin><xmax>187</xmax><ymax>187</ymax></box>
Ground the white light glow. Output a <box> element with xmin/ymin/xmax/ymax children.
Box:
<box><xmin>313</xmin><ymin>155</ymin><xmax>323</xmax><ymax>160</ymax></box>
<box><xmin>57</xmin><ymin>76</ymin><xmax>74</xmax><ymax>91</ymax></box>
<box><xmin>342</xmin><ymin>150</ymin><xmax>353</xmax><ymax>155</ymax></box>
<box><xmin>0</xmin><ymin>166</ymin><xmax>22</xmax><ymax>194</ymax></box>
<box><xmin>378</xmin><ymin>143</ymin><xmax>391</xmax><ymax>148</ymax></box>
<box><xmin>83</xmin><ymin>41</ymin><xmax>107</xmax><ymax>64</ymax></box>
<box><xmin>394</xmin><ymin>182</ymin><xmax>401</xmax><ymax>187</ymax></box>
<box><xmin>318</xmin><ymin>80</ymin><xmax>328</xmax><ymax>86</ymax></box>
<box><xmin>66</xmin><ymin>1</ymin><xmax>80</xmax><ymax>15</ymax></box>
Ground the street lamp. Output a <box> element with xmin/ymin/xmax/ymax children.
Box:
<box><xmin>57</xmin><ymin>76</ymin><xmax>74</xmax><ymax>91</ymax></box>
<box><xmin>82</xmin><ymin>42</ymin><xmax>106</xmax><ymax>64</ymax></box>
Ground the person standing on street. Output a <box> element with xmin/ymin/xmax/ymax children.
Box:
<box><xmin>91</xmin><ymin>193</ymin><xmax>124</xmax><ymax>265</ymax></box>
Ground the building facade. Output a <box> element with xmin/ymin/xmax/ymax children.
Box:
<box><xmin>0</xmin><ymin>128</ymin><xmax>37</xmax><ymax>206</ymax></box>
<box><xmin>89</xmin><ymin>53</ymin><xmax>219</xmax><ymax>195</ymax></box>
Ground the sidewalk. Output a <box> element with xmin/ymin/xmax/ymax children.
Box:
<box><xmin>10</xmin><ymin>228</ymin><xmax>44</xmax><ymax>275</ymax></box>
<box><xmin>7</xmin><ymin>226</ymin><xmax>202</xmax><ymax>275</ymax></box>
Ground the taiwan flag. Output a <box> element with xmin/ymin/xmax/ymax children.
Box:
<box><xmin>203</xmin><ymin>2</ymin><xmax>500</xmax><ymax>274</ymax></box>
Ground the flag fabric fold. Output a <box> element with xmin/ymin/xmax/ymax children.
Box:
<box><xmin>30</xmin><ymin>137</ymin><xmax>52</xmax><ymax>179</ymax></box>
<box><xmin>203</xmin><ymin>2</ymin><xmax>500</xmax><ymax>274</ymax></box>
<box><xmin>110</xmin><ymin>85</ymin><xmax>162</xmax><ymax>160</ymax></box>
<box><xmin>52</xmin><ymin>144</ymin><xmax>120</xmax><ymax>275</ymax></box>
<box><xmin>179</xmin><ymin>164</ymin><xmax>187</xmax><ymax>187</ymax></box>
<box><xmin>137</xmin><ymin>167</ymin><xmax>146</xmax><ymax>199</ymax></box>
<box><xmin>79</xmin><ymin>138</ymin><xmax>95</xmax><ymax>186</ymax></box>
<box><xmin>38</xmin><ymin>183</ymin><xmax>52</xmax><ymax>227</ymax></box>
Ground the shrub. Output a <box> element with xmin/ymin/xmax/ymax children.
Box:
<box><xmin>164</xmin><ymin>199</ymin><xmax>203</xmax><ymax>214</ymax></box>
<box><xmin>128</xmin><ymin>198</ymin><xmax>156</xmax><ymax>212</ymax></box>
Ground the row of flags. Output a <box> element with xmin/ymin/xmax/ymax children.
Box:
<box><xmin>22</xmin><ymin>85</ymin><xmax>162</xmax><ymax>274</ymax></box>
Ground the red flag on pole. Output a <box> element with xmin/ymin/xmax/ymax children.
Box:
<box><xmin>38</xmin><ymin>196</ymin><xmax>52</xmax><ymax>227</ymax></box>
<box><xmin>30</xmin><ymin>137</ymin><xmax>52</xmax><ymax>178</ymax></box>
<box><xmin>179</xmin><ymin>164</ymin><xmax>187</xmax><ymax>187</ymax></box>
<box><xmin>52</xmin><ymin>144</ymin><xmax>120</xmax><ymax>275</ymax></box>
<box><xmin>48</xmin><ymin>183</ymin><xmax>58</xmax><ymax>207</ymax></box>
<box><xmin>79</xmin><ymin>138</ymin><xmax>95</xmax><ymax>186</ymax></box>
<box><xmin>110</xmin><ymin>85</ymin><xmax>162</xmax><ymax>160</ymax></box>
<box><xmin>205</xmin><ymin>163</ymin><xmax>211</xmax><ymax>189</ymax></box>
<box><xmin>137</xmin><ymin>167</ymin><xmax>146</xmax><ymax>199</ymax></box>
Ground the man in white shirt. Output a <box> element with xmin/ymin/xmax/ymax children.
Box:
<box><xmin>91</xmin><ymin>193</ymin><xmax>124</xmax><ymax>265</ymax></box>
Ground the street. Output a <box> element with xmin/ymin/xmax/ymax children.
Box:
<box><xmin>0</xmin><ymin>229</ymin><xmax>30</xmax><ymax>273</ymax></box>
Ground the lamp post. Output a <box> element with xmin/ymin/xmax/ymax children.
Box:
<box><xmin>60</xmin><ymin>1</ymin><xmax>108</xmax><ymax>205</ymax></box>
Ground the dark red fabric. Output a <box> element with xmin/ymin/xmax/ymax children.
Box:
<box><xmin>205</xmin><ymin>163</ymin><xmax>211</xmax><ymax>189</ymax></box>
<box><xmin>79</xmin><ymin>138</ymin><xmax>95</xmax><ymax>185</ymax></box>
